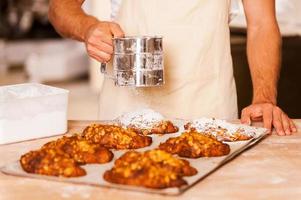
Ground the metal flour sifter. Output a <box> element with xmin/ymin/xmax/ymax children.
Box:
<box><xmin>100</xmin><ymin>36</ymin><xmax>164</xmax><ymax>87</ymax></box>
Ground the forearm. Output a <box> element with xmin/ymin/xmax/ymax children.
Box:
<box><xmin>246</xmin><ymin>23</ymin><xmax>281</xmax><ymax>105</ymax></box>
<box><xmin>48</xmin><ymin>0</ymin><xmax>99</xmax><ymax>41</ymax></box>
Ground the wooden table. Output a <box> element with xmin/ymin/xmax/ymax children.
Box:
<box><xmin>1</xmin><ymin>120</ymin><xmax>301</xmax><ymax>200</ymax></box>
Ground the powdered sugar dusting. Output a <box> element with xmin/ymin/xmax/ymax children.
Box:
<box><xmin>189</xmin><ymin>118</ymin><xmax>267</xmax><ymax>141</ymax></box>
<box><xmin>117</xmin><ymin>109</ymin><xmax>164</xmax><ymax>129</ymax></box>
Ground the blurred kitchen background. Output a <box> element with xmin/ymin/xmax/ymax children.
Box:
<box><xmin>0</xmin><ymin>0</ymin><xmax>300</xmax><ymax>120</ymax></box>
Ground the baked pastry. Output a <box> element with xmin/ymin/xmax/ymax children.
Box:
<box><xmin>128</xmin><ymin>120</ymin><xmax>179</xmax><ymax>135</ymax></box>
<box><xmin>184</xmin><ymin>118</ymin><xmax>255</xmax><ymax>142</ymax></box>
<box><xmin>82</xmin><ymin>124</ymin><xmax>152</xmax><ymax>149</ymax></box>
<box><xmin>115</xmin><ymin>150</ymin><xmax>197</xmax><ymax>176</ymax></box>
<box><xmin>159</xmin><ymin>131</ymin><xmax>230</xmax><ymax>158</ymax></box>
<box><xmin>20</xmin><ymin>149</ymin><xmax>86</xmax><ymax>177</ymax></box>
<box><xmin>42</xmin><ymin>135</ymin><xmax>113</xmax><ymax>164</ymax></box>
<box><xmin>118</xmin><ymin>109</ymin><xmax>179</xmax><ymax>135</ymax></box>
<box><xmin>103</xmin><ymin>150</ymin><xmax>197</xmax><ymax>189</ymax></box>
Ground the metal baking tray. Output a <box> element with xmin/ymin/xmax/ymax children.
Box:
<box><xmin>0</xmin><ymin>120</ymin><xmax>268</xmax><ymax>196</ymax></box>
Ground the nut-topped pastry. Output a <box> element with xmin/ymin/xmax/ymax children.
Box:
<box><xmin>159</xmin><ymin>131</ymin><xmax>230</xmax><ymax>158</ymax></box>
<box><xmin>118</xmin><ymin>109</ymin><xmax>179</xmax><ymax>135</ymax></box>
<box><xmin>184</xmin><ymin>118</ymin><xmax>256</xmax><ymax>142</ymax></box>
<box><xmin>104</xmin><ymin>149</ymin><xmax>197</xmax><ymax>189</ymax></box>
<box><xmin>82</xmin><ymin>124</ymin><xmax>152</xmax><ymax>149</ymax></box>
<box><xmin>42</xmin><ymin>134</ymin><xmax>113</xmax><ymax>164</ymax></box>
<box><xmin>20</xmin><ymin>148</ymin><xmax>86</xmax><ymax>177</ymax></box>
<box><xmin>129</xmin><ymin>120</ymin><xmax>179</xmax><ymax>135</ymax></box>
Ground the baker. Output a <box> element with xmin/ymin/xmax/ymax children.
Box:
<box><xmin>48</xmin><ymin>0</ymin><xmax>296</xmax><ymax>136</ymax></box>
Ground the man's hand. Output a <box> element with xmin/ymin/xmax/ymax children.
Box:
<box><xmin>84</xmin><ymin>22</ymin><xmax>124</xmax><ymax>62</ymax></box>
<box><xmin>241</xmin><ymin>0</ymin><xmax>298</xmax><ymax>136</ymax></box>
<box><xmin>241</xmin><ymin>103</ymin><xmax>297</xmax><ymax>135</ymax></box>
<box><xmin>48</xmin><ymin>0</ymin><xmax>124</xmax><ymax>62</ymax></box>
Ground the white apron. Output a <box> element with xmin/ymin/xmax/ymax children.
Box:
<box><xmin>97</xmin><ymin>0</ymin><xmax>238</xmax><ymax>120</ymax></box>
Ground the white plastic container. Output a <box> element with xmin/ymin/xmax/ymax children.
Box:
<box><xmin>0</xmin><ymin>83</ymin><xmax>69</xmax><ymax>144</ymax></box>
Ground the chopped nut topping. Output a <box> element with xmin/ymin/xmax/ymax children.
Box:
<box><xmin>104</xmin><ymin>149</ymin><xmax>197</xmax><ymax>189</ymax></box>
<box><xmin>82</xmin><ymin>124</ymin><xmax>152</xmax><ymax>149</ymax></box>
<box><xmin>159</xmin><ymin>131</ymin><xmax>230</xmax><ymax>158</ymax></box>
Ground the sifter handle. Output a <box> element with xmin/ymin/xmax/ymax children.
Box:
<box><xmin>100</xmin><ymin>63</ymin><xmax>115</xmax><ymax>80</ymax></box>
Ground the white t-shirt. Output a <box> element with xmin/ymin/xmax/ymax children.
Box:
<box><xmin>110</xmin><ymin>0</ymin><xmax>122</xmax><ymax>20</ymax></box>
<box><xmin>230</xmin><ymin>0</ymin><xmax>301</xmax><ymax>36</ymax></box>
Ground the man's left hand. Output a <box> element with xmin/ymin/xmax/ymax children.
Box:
<box><xmin>241</xmin><ymin>103</ymin><xmax>297</xmax><ymax>136</ymax></box>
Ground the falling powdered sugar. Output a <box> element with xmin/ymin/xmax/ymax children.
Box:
<box><xmin>117</xmin><ymin>109</ymin><xmax>164</xmax><ymax>130</ymax></box>
<box><xmin>189</xmin><ymin>118</ymin><xmax>267</xmax><ymax>140</ymax></box>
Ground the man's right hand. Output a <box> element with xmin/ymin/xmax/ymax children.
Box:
<box><xmin>49</xmin><ymin>0</ymin><xmax>124</xmax><ymax>62</ymax></box>
<box><xmin>84</xmin><ymin>22</ymin><xmax>124</xmax><ymax>62</ymax></box>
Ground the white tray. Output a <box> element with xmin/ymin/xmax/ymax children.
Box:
<box><xmin>0</xmin><ymin>120</ymin><xmax>268</xmax><ymax>196</ymax></box>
